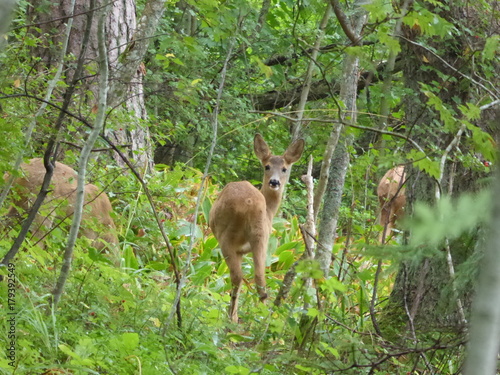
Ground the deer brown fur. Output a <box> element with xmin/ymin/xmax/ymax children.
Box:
<box><xmin>5</xmin><ymin>158</ymin><xmax>118</xmax><ymax>250</ymax></box>
<box><xmin>209</xmin><ymin>134</ymin><xmax>304</xmax><ymax>322</ymax></box>
<box><xmin>377</xmin><ymin>165</ymin><xmax>406</xmax><ymax>243</ymax></box>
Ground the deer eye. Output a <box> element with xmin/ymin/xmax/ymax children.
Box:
<box><xmin>265</xmin><ymin>165</ymin><xmax>271</xmax><ymax>171</ymax></box>
<box><xmin>282</xmin><ymin>167</ymin><xmax>287</xmax><ymax>173</ymax></box>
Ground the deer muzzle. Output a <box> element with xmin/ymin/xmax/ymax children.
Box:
<box><xmin>269</xmin><ymin>179</ymin><xmax>281</xmax><ymax>190</ymax></box>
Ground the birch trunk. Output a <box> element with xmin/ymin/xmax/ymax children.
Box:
<box><xmin>290</xmin><ymin>3</ymin><xmax>331</xmax><ymax>140</ymax></box>
<box><xmin>26</xmin><ymin>0</ymin><xmax>167</xmax><ymax>170</ymax></box>
<box><xmin>316</xmin><ymin>5</ymin><xmax>368</xmax><ymax>277</ymax></box>
<box><xmin>0</xmin><ymin>0</ymin><xmax>15</xmax><ymax>51</ymax></box>
<box><xmin>106</xmin><ymin>0</ymin><xmax>167</xmax><ymax>171</ymax></box>
<box><xmin>463</xmin><ymin>159</ymin><xmax>500</xmax><ymax>375</ymax></box>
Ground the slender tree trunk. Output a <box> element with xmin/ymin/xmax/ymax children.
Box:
<box><xmin>291</xmin><ymin>3</ymin><xmax>331</xmax><ymax>140</ymax></box>
<box><xmin>107</xmin><ymin>0</ymin><xmax>167</xmax><ymax>171</ymax></box>
<box><xmin>464</xmin><ymin>154</ymin><xmax>500</xmax><ymax>375</ymax></box>
<box><xmin>0</xmin><ymin>0</ymin><xmax>15</xmax><ymax>51</ymax></box>
<box><xmin>316</xmin><ymin>5</ymin><xmax>368</xmax><ymax>276</ymax></box>
<box><xmin>52</xmin><ymin>5</ymin><xmax>109</xmax><ymax>306</ymax></box>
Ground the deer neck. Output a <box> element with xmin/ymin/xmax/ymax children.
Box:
<box><xmin>260</xmin><ymin>185</ymin><xmax>283</xmax><ymax>222</ymax></box>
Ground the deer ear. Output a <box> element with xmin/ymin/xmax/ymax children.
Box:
<box><xmin>254</xmin><ymin>134</ymin><xmax>271</xmax><ymax>161</ymax></box>
<box><xmin>284</xmin><ymin>138</ymin><xmax>304</xmax><ymax>164</ymax></box>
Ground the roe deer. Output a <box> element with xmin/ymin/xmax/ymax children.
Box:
<box><xmin>377</xmin><ymin>165</ymin><xmax>406</xmax><ymax>243</ymax></box>
<box><xmin>4</xmin><ymin>158</ymin><xmax>118</xmax><ymax>250</ymax></box>
<box><xmin>209</xmin><ymin>134</ymin><xmax>304</xmax><ymax>322</ymax></box>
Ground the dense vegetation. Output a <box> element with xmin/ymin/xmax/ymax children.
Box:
<box><xmin>0</xmin><ymin>0</ymin><xmax>499</xmax><ymax>373</ymax></box>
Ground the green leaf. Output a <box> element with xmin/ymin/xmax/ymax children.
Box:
<box><xmin>227</xmin><ymin>333</ymin><xmax>254</xmax><ymax>342</ymax></box>
<box><xmin>379</xmin><ymin>31</ymin><xmax>401</xmax><ymax>54</ymax></box>
<box><xmin>296</xmin><ymin>259</ymin><xmax>323</xmax><ymax>279</ymax></box>
<box><xmin>278</xmin><ymin>250</ymin><xmax>295</xmax><ymax>269</ymax></box>
<box><xmin>307</xmin><ymin>307</ymin><xmax>320</xmax><ymax>318</ymax></box>
<box><xmin>275</xmin><ymin>241</ymin><xmax>299</xmax><ymax>254</ymax></box>
<box><xmin>403</xmin><ymin>6</ymin><xmax>455</xmax><ymax>37</ymax></box>
<box><xmin>323</xmin><ymin>277</ymin><xmax>347</xmax><ymax>293</ymax></box>
<box><xmin>123</xmin><ymin>246</ymin><xmax>139</xmax><ymax>269</ymax></box>
<box><xmin>59</xmin><ymin>344</ymin><xmax>80</xmax><ymax>359</ymax></box>
<box><xmin>406</xmin><ymin>150</ymin><xmax>440</xmax><ymax>179</ymax></box>
<box><xmin>364</xmin><ymin>0</ymin><xmax>393</xmax><ymax>22</ymax></box>
<box><xmin>121</xmin><ymin>332</ymin><xmax>139</xmax><ymax>351</ymax></box>
<box><xmin>459</xmin><ymin>103</ymin><xmax>481</xmax><ymax>121</ymax></box>
<box><xmin>225</xmin><ymin>365</ymin><xmax>251</xmax><ymax>375</ymax></box>
<box><xmin>467</xmin><ymin>124</ymin><xmax>496</xmax><ymax>162</ymax></box>
<box><xmin>250</xmin><ymin>56</ymin><xmax>273</xmax><ymax>78</ymax></box>
<box><xmin>482</xmin><ymin>35</ymin><xmax>499</xmax><ymax>61</ymax></box>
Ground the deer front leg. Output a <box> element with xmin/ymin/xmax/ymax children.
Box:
<box><xmin>252</xmin><ymin>241</ymin><xmax>268</xmax><ymax>303</ymax></box>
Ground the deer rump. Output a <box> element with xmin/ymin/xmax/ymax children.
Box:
<box><xmin>5</xmin><ymin>158</ymin><xmax>117</xmax><ymax>250</ymax></box>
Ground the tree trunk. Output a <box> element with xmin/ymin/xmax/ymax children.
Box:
<box><xmin>0</xmin><ymin>0</ymin><xmax>15</xmax><ymax>51</ymax></box>
<box><xmin>464</xmin><ymin>151</ymin><xmax>500</xmax><ymax>375</ymax></box>
<box><xmin>25</xmin><ymin>0</ymin><xmax>163</xmax><ymax>169</ymax></box>
<box><xmin>316</xmin><ymin>3</ymin><xmax>368</xmax><ymax>276</ymax></box>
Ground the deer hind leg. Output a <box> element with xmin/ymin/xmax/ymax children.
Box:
<box><xmin>223</xmin><ymin>249</ymin><xmax>244</xmax><ymax>323</ymax></box>
<box><xmin>379</xmin><ymin>198</ymin><xmax>392</xmax><ymax>243</ymax></box>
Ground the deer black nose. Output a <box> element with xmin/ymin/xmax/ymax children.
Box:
<box><xmin>269</xmin><ymin>179</ymin><xmax>280</xmax><ymax>188</ymax></box>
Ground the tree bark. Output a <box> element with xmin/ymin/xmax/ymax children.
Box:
<box><xmin>316</xmin><ymin>4</ymin><xmax>368</xmax><ymax>276</ymax></box>
<box><xmin>106</xmin><ymin>0</ymin><xmax>167</xmax><ymax>171</ymax></box>
<box><xmin>0</xmin><ymin>0</ymin><xmax>15</xmax><ymax>51</ymax></box>
<box><xmin>25</xmin><ymin>0</ymin><xmax>166</xmax><ymax>169</ymax></box>
<box><xmin>463</xmin><ymin>155</ymin><xmax>500</xmax><ymax>374</ymax></box>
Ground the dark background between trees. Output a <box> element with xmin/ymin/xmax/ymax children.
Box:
<box><xmin>0</xmin><ymin>0</ymin><xmax>499</xmax><ymax>373</ymax></box>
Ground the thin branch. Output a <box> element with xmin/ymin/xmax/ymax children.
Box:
<box><xmin>251</xmin><ymin>110</ymin><xmax>426</xmax><ymax>153</ymax></box>
<box><xmin>435</xmin><ymin>124</ymin><xmax>468</xmax><ymax>327</ymax></box>
<box><xmin>479</xmin><ymin>99</ymin><xmax>500</xmax><ymax>111</ymax></box>
<box><xmin>369</xmin><ymin>259</ymin><xmax>384</xmax><ymax>336</ymax></box>
<box><xmin>291</xmin><ymin>3</ymin><xmax>332</xmax><ymax>140</ymax></box>
<box><xmin>329</xmin><ymin>0</ymin><xmax>362</xmax><ymax>45</ymax></box>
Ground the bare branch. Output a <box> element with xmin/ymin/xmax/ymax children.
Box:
<box><xmin>251</xmin><ymin>110</ymin><xmax>426</xmax><ymax>153</ymax></box>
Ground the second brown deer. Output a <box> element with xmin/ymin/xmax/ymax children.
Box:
<box><xmin>4</xmin><ymin>158</ymin><xmax>118</xmax><ymax>251</ymax></box>
<box><xmin>377</xmin><ymin>165</ymin><xmax>406</xmax><ymax>243</ymax></box>
<box><xmin>209</xmin><ymin>134</ymin><xmax>304</xmax><ymax>322</ymax></box>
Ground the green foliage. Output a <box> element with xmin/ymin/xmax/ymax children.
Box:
<box><xmin>403</xmin><ymin>3</ymin><xmax>456</xmax><ymax>37</ymax></box>
<box><xmin>482</xmin><ymin>35</ymin><xmax>500</xmax><ymax>61</ymax></box>
<box><xmin>1</xmin><ymin>0</ymin><xmax>497</xmax><ymax>373</ymax></box>
<box><xmin>409</xmin><ymin>190</ymin><xmax>491</xmax><ymax>248</ymax></box>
